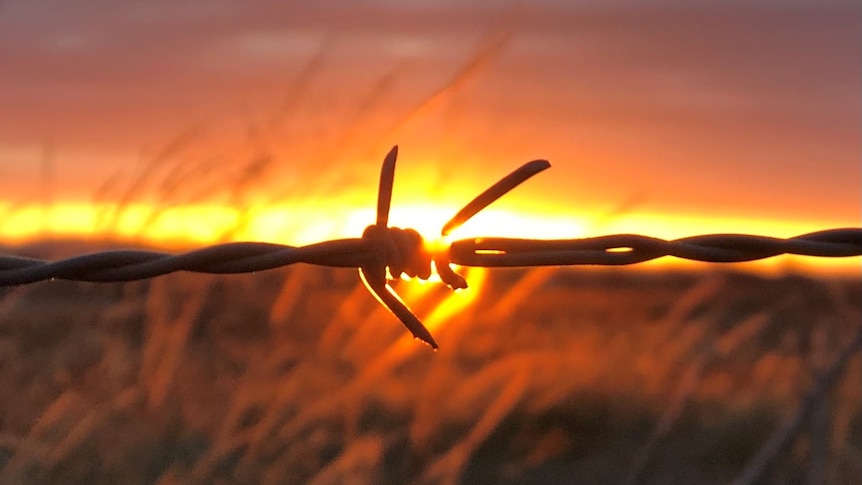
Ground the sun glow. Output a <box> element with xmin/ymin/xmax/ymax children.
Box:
<box><xmin>422</xmin><ymin>266</ymin><xmax>488</xmax><ymax>332</ymax></box>
<box><xmin>0</xmin><ymin>199</ymin><xmax>590</xmax><ymax>247</ymax></box>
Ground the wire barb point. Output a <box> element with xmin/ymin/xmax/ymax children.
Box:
<box><xmin>356</xmin><ymin>149</ymin><xmax>552</xmax><ymax>348</ymax></box>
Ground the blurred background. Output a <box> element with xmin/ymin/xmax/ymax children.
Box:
<box><xmin>0</xmin><ymin>1</ymin><xmax>860</xmax><ymax>484</ymax></box>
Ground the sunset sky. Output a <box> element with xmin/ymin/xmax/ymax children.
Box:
<box><xmin>0</xmin><ymin>1</ymin><xmax>859</xmax><ymax>268</ymax></box>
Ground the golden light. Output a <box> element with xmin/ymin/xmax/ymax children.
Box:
<box><xmin>387</xmin><ymin>265</ymin><xmax>489</xmax><ymax>350</ymax></box>
<box><xmin>0</xmin><ymin>199</ymin><xmax>858</xmax><ymax>278</ymax></box>
<box><xmin>421</xmin><ymin>266</ymin><xmax>489</xmax><ymax>332</ymax></box>
<box><xmin>0</xmin><ymin>171</ymin><xmax>858</xmax><ymax>348</ymax></box>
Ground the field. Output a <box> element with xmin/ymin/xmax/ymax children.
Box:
<box><xmin>1</xmin><ymin>3</ymin><xmax>859</xmax><ymax>483</ymax></box>
<box><xmin>0</xmin><ymin>241</ymin><xmax>859</xmax><ymax>484</ymax></box>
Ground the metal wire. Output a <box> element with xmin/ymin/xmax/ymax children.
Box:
<box><xmin>2</xmin><ymin>146</ymin><xmax>860</xmax><ymax>348</ymax></box>
<box><xmin>449</xmin><ymin>229</ymin><xmax>862</xmax><ymax>267</ymax></box>
<box><xmin>2</xmin><ymin>229</ymin><xmax>860</xmax><ymax>286</ymax></box>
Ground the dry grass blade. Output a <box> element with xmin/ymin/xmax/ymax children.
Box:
<box><xmin>620</xmin><ymin>310</ymin><xmax>774</xmax><ymax>485</ymax></box>
<box><xmin>269</xmin><ymin>34</ymin><xmax>336</xmax><ymax>132</ymax></box>
<box><xmin>730</xmin><ymin>321</ymin><xmax>862</xmax><ymax>485</ymax></box>
<box><xmin>371</xmin><ymin>30</ymin><xmax>511</xmax><ymax>149</ymax></box>
<box><xmin>99</xmin><ymin>128</ymin><xmax>200</xmax><ymax>230</ymax></box>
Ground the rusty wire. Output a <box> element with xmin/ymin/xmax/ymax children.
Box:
<box><xmin>1</xmin><ymin>146</ymin><xmax>861</xmax><ymax>348</ymax></box>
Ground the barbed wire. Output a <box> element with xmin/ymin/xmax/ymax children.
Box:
<box><xmin>449</xmin><ymin>229</ymin><xmax>862</xmax><ymax>266</ymax></box>
<box><xmin>1</xmin><ymin>146</ymin><xmax>860</xmax><ymax>348</ymax></box>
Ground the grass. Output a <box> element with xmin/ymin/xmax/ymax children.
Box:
<box><xmin>0</xmin><ymin>250</ymin><xmax>858</xmax><ymax>484</ymax></box>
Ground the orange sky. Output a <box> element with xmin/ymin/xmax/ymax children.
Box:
<box><xmin>0</xmin><ymin>1</ymin><xmax>859</xmax><ymax>273</ymax></box>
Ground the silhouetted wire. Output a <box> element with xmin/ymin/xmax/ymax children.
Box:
<box><xmin>448</xmin><ymin>229</ymin><xmax>862</xmax><ymax>266</ymax></box>
<box><xmin>1</xmin><ymin>146</ymin><xmax>860</xmax><ymax>348</ymax></box>
<box><xmin>2</xmin><ymin>229</ymin><xmax>860</xmax><ymax>286</ymax></box>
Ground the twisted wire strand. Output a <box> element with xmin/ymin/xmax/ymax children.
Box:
<box><xmin>448</xmin><ymin>228</ymin><xmax>862</xmax><ymax>267</ymax></box>
<box><xmin>1</xmin><ymin>228</ymin><xmax>859</xmax><ymax>287</ymax></box>
<box><xmin>0</xmin><ymin>228</ymin><xmax>436</xmax><ymax>286</ymax></box>
<box><xmin>0</xmin><ymin>240</ymin><xmax>365</xmax><ymax>285</ymax></box>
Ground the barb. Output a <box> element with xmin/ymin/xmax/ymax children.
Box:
<box><xmin>441</xmin><ymin>159</ymin><xmax>550</xmax><ymax>236</ymax></box>
<box><xmin>1</xmin><ymin>147</ymin><xmax>861</xmax><ymax>348</ymax></box>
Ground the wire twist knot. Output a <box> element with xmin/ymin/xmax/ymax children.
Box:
<box><xmin>360</xmin><ymin>225</ymin><xmax>467</xmax><ymax>289</ymax></box>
